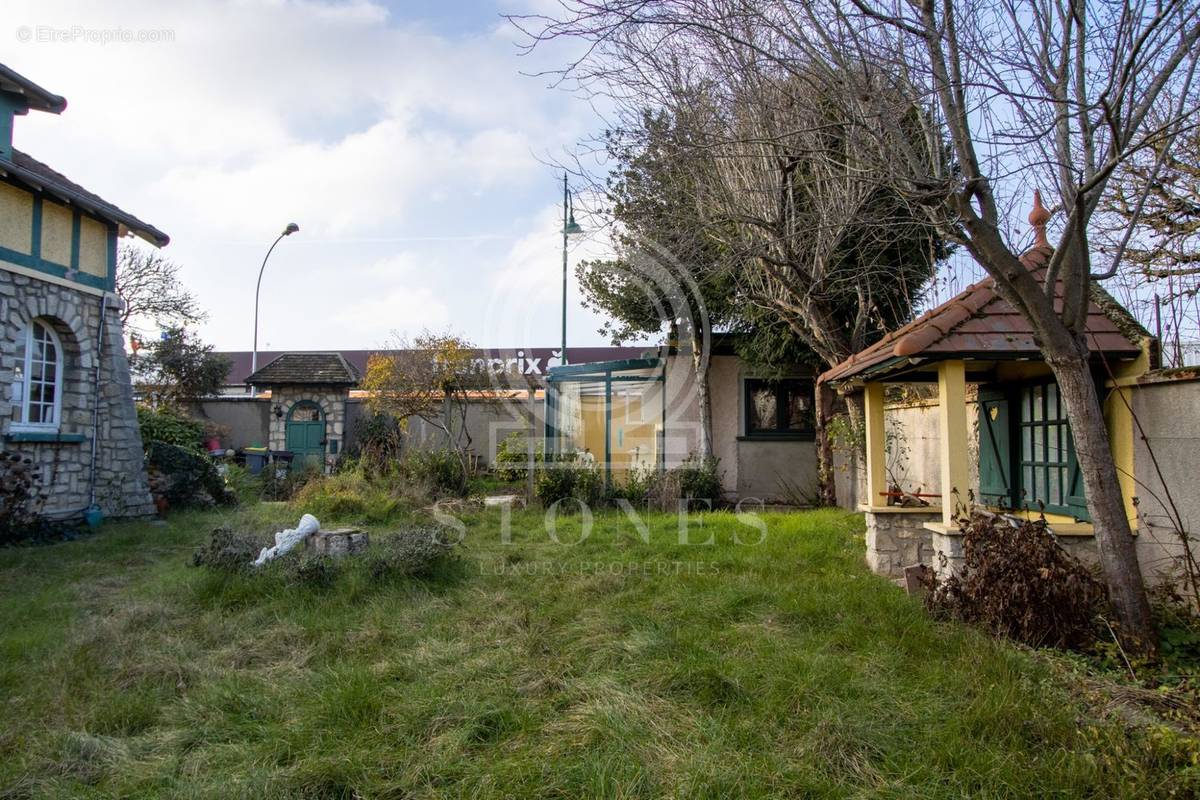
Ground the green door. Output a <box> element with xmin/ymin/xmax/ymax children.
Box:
<box><xmin>285</xmin><ymin>401</ymin><xmax>325</xmax><ymax>469</ymax></box>
<box><xmin>977</xmin><ymin>387</ymin><xmax>1012</xmax><ymax>509</ymax></box>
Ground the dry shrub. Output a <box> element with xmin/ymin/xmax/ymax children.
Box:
<box><xmin>367</xmin><ymin>525</ymin><xmax>457</xmax><ymax>580</ymax></box>
<box><xmin>191</xmin><ymin>527</ymin><xmax>267</xmax><ymax>573</ymax></box>
<box><xmin>1</xmin><ymin>450</ymin><xmax>43</xmax><ymax>543</ymax></box>
<box><xmin>926</xmin><ymin>513</ymin><xmax>1108</xmax><ymax>649</ymax></box>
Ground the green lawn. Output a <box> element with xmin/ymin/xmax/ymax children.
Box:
<box><xmin>0</xmin><ymin>505</ymin><xmax>1194</xmax><ymax>798</ymax></box>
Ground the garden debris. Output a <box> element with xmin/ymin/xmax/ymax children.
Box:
<box><xmin>253</xmin><ymin>513</ymin><xmax>320</xmax><ymax>567</ymax></box>
<box><xmin>483</xmin><ymin>494</ymin><xmax>524</xmax><ymax>508</ymax></box>
<box><xmin>925</xmin><ymin>512</ymin><xmax>1108</xmax><ymax>648</ymax></box>
<box><xmin>366</xmin><ymin>525</ymin><xmax>457</xmax><ymax>579</ymax></box>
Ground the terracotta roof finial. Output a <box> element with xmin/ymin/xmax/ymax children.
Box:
<box><xmin>1029</xmin><ymin>189</ymin><xmax>1051</xmax><ymax>248</ymax></box>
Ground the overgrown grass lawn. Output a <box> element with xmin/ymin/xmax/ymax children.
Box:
<box><xmin>1</xmin><ymin>506</ymin><xmax>1194</xmax><ymax>798</ymax></box>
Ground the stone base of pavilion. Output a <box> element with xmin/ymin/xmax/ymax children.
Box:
<box><xmin>860</xmin><ymin>505</ymin><xmax>972</xmax><ymax>580</ymax></box>
<box><xmin>862</xmin><ymin>504</ymin><xmax>1103</xmax><ymax>581</ymax></box>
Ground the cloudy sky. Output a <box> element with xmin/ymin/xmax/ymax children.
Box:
<box><xmin>6</xmin><ymin>0</ymin><xmax>635</xmax><ymax>352</ymax></box>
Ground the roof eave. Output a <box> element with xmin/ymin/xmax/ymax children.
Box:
<box><xmin>0</xmin><ymin>157</ymin><xmax>170</xmax><ymax>247</ymax></box>
<box><xmin>0</xmin><ymin>65</ymin><xmax>67</xmax><ymax>114</ymax></box>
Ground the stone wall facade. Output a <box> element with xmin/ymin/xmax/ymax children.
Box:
<box><xmin>864</xmin><ymin>509</ymin><xmax>940</xmax><ymax>578</ymax></box>
<box><xmin>0</xmin><ymin>270</ymin><xmax>154</xmax><ymax>519</ymax></box>
<box><xmin>266</xmin><ymin>385</ymin><xmax>350</xmax><ymax>473</ymax></box>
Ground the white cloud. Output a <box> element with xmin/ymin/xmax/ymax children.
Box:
<box><xmin>480</xmin><ymin>203</ymin><xmax>643</xmax><ymax>348</ymax></box>
<box><xmin>4</xmin><ymin>0</ymin><xmax>615</xmax><ymax>350</ymax></box>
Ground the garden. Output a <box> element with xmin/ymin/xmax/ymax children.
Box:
<box><xmin>2</xmin><ymin>402</ymin><xmax>1199</xmax><ymax>797</ymax></box>
<box><xmin>3</xmin><ymin>454</ymin><xmax>1200</xmax><ymax>797</ymax></box>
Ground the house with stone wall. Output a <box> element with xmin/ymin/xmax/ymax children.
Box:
<box><xmin>0</xmin><ymin>63</ymin><xmax>167</xmax><ymax>521</ymax></box>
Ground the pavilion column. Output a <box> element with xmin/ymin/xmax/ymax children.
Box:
<box><xmin>863</xmin><ymin>382</ymin><xmax>887</xmax><ymax>508</ymax></box>
<box><xmin>937</xmin><ymin>360</ymin><xmax>970</xmax><ymax>526</ymax></box>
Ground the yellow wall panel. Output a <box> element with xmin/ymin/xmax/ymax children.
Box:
<box><xmin>78</xmin><ymin>216</ymin><xmax>108</xmax><ymax>277</ymax></box>
<box><xmin>0</xmin><ymin>182</ymin><xmax>33</xmax><ymax>254</ymax></box>
<box><xmin>40</xmin><ymin>201</ymin><xmax>73</xmax><ymax>266</ymax></box>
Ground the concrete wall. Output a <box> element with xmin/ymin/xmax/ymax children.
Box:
<box><xmin>184</xmin><ymin>394</ymin><xmax>537</xmax><ymax>467</ymax></box>
<box><xmin>401</xmin><ymin>396</ymin><xmax>535</xmax><ymax>466</ymax></box>
<box><xmin>1130</xmin><ymin>375</ymin><xmax>1200</xmax><ymax>585</ymax></box>
<box><xmin>186</xmin><ymin>397</ymin><xmax>270</xmax><ymax>450</ymax></box>
<box><xmin>664</xmin><ymin>351</ymin><xmax>819</xmax><ymax>503</ymax></box>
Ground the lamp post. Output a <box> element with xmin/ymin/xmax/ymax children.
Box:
<box><xmin>250</xmin><ymin>222</ymin><xmax>299</xmax><ymax>394</ymax></box>
<box><xmin>561</xmin><ymin>174</ymin><xmax>583</xmax><ymax>366</ymax></box>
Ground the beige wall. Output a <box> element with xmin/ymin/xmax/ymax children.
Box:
<box><xmin>0</xmin><ymin>182</ymin><xmax>33</xmax><ymax>254</ymax></box>
<box><xmin>78</xmin><ymin>217</ymin><xmax>108</xmax><ymax>277</ymax></box>
<box><xmin>1130</xmin><ymin>376</ymin><xmax>1200</xmax><ymax>586</ymax></box>
<box><xmin>665</xmin><ymin>351</ymin><xmax>819</xmax><ymax>502</ymax></box>
<box><xmin>0</xmin><ymin>181</ymin><xmax>112</xmax><ymax>288</ymax></box>
<box><xmin>40</xmin><ymin>201</ymin><xmax>73</xmax><ymax>267</ymax></box>
<box><xmin>882</xmin><ymin>398</ymin><xmax>981</xmax><ymax>499</ymax></box>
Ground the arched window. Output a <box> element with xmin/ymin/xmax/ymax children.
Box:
<box><xmin>11</xmin><ymin>319</ymin><xmax>63</xmax><ymax>430</ymax></box>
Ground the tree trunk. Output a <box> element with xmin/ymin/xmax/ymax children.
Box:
<box><xmin>1049</xmin><ymin>353</ymin><xmax>1158</xmax><ymax>656</ymax></box>
<box><xmin>814</xmin><ymin>381</ymin><xmax>837</xmax><ymax>506</ymax></box>
<box><xmin>691</xmin><ymin>336</ymin><xmax>714</xmax><ymax>460</ymax></box>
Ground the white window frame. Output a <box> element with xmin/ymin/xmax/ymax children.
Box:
<box><xmin>10</xmin><ymin>319</ymin><xmax>64</xmax><ymax>433</ymax></box>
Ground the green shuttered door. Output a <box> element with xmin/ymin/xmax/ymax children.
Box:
<box><xmin>977</xmin><ymin>388</ymin><xmax>1012</xmax><ymax>508</ymax></box>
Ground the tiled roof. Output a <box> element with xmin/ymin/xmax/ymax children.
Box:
<box><xmin>820</xmin><ymin>203</ymin><xmax>1147</xmax><ymax>385</ymax></box>
<box><xmin>0</xmin><ymin>149</ymin><xmax>169</xmax><ymax>247</ymax></box>
<box><xmin>246</xmin><ymin>352</ymin><xmax>361</xmax><ymax>386</ymax></box>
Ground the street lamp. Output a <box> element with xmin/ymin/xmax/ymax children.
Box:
<box><xmin>250</xmin><ymin>222</ymin><xmax>299</xmax><ymax>394</ymax></box>
<box><xmin>561</xmin><ymin>175</ymin><xmax>583</xmax><ymax>366</ymax></box>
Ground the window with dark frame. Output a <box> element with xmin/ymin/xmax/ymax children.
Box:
<box><xmin>978</xmin><ymin>378</ymin><xmax>1089</xmax><ymax>521</ymax></box>
<box><xmin>744</xmin><ymin>378</ymin><xmax>815</xmax><ymax>438</ymax></box>
<box><xmin>1018</xmin><ymin>382</ymin><xmax>1073</xmax><ymax>514</ymax></box>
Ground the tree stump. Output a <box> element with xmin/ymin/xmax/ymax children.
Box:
<box><xmin>307</xmin><ymin>528</ymin><xmax>369</xmax><ymax>558</ymax></box>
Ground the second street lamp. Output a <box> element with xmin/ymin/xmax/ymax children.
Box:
<box><xmin>561</xmin><ymin>174</ymin><xmax>583</xmax><ymax>367</ymax></box>
<box><xmin>250</xmin><ymin>222</ymin><xmax>299</xmax><ymax>395</ymax></box>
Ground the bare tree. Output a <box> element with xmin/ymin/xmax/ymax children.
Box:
<box><xmin>514</xmin><ymin>6</ymin><xmax>944</xmax><ymax>501</ymax></box>
<box><xmin>115</xmin><ymin>245</ymin><xmax>204</xmax><ymax>337</ymax></box>
<box><xmin>1104</xmin><ymin>124</ymin><xmax>1200</xmax><ymax>365</ymax></box>
<box><xmin>361</xmin><ymin>331</ymin><xmax>493</xmax><ymax>482</ymax></box>
<box><xmin>518</xmin><ymin>0</ymin><xmax>1200</xmax><ymax>652</ymax></box>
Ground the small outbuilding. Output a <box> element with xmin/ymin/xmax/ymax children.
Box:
<box><xmin>245</xmin><ymin>352</ymin><xmax>360</xmax><ymax>472</ymax></box>
<box><xmin>820</xmin><ymin>194</ymin><xmax>1160</xmax><ymax>580</ymax></box>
